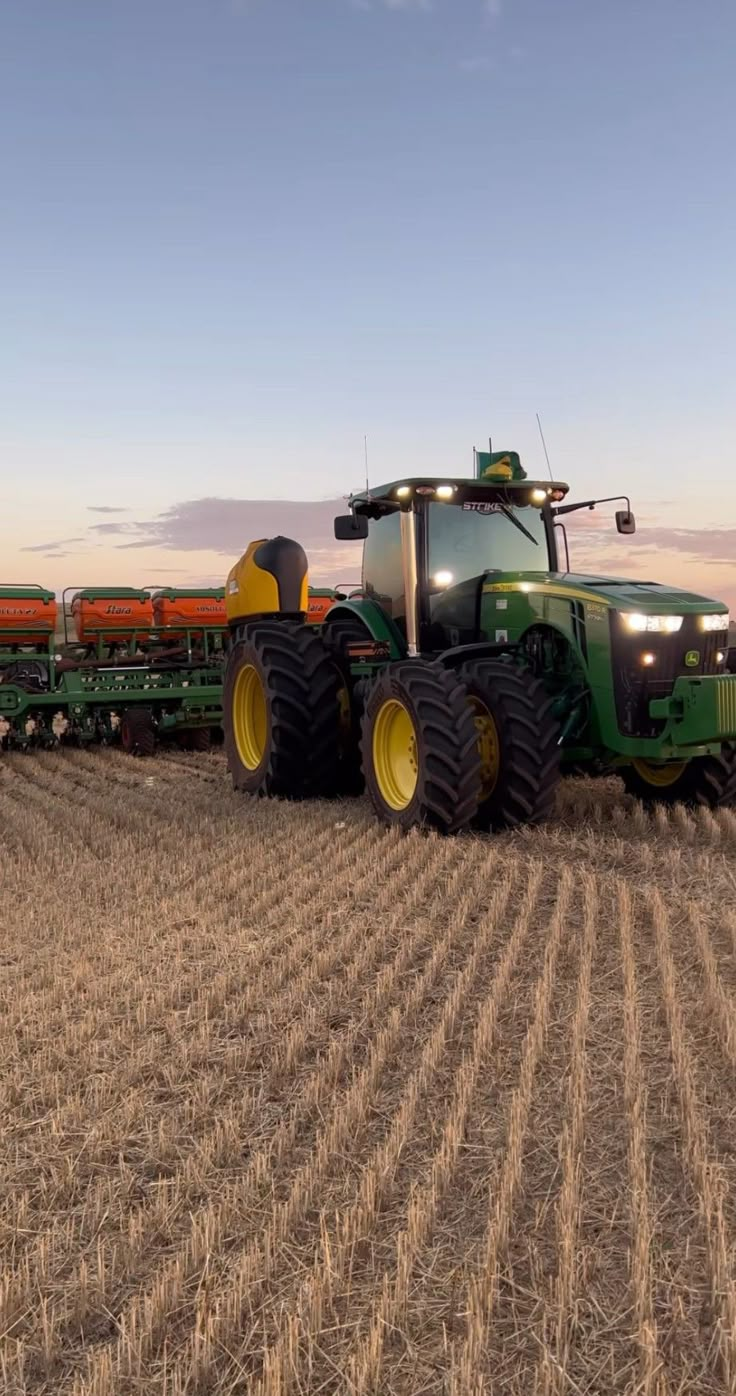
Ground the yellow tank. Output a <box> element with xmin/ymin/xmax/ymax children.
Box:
<box><xmin>226</xmin><ymin>536</ymin><xmax>309</xmax><ymax>626</ymax></box>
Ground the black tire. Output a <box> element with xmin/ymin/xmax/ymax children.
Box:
<box><xmin>290</xmin><ymin>623</ymin><xmax>343</xmax><ymax>795</ymax></box>
<box><xmin>120</xmin><ymin>707</ymin><xmax>156</xmax><ymax>757</ymax></box>
<box><xmin>361</xmin><ymin>661</ymin><xmax>481</xmax><ymax>833</ymax></box>
<box><xmin>621</xmin><ymin>746</ymin><xmax>736</xmax><ymax>808</ymax></box>
<box><xmin>175</xmin><ymin>728</ymin><xmax>212</xmax><ymax>752</ymax></box>
<box><xmin>224</xmin><ymin>621</ymin><xmax>340</xmax><ymax>799</ymax></box>
<box><xmin>457</xmin><ymin>658</ymin><xmax>561</xmax><ymax>830</ymax></box>
<box><xmin>322</xmin><ymin>616</ymin><xmax>370</xmax><ymax>794</ymax></box>
<box><xmin>189</xmin><ymin>728</ymin><xmax>212</xmax><ymax>753</ymax></box>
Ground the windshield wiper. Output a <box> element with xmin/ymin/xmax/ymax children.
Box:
<box><xmin>498</xmin><ymin>503</ymin><xmax>539</xmax><ymax>547</ymax></box>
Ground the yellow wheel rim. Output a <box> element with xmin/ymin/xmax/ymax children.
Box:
<box><xmin>232</xmin><ymin>663</ymin><xmax>267</xmax><ymax>770</ymax></box>
<box><xmin>631</xmin><ymin>757</ymin><xmax>688</xmax><ymax>788</ymax></box>
<box><xmin>372</xmin><ymin>698</ymin><xmax>418</xmax><ymax>811</ymax></box>
<box><xmin>469</xmin><ymin>696</ymin><xmax>500</xmax><ymax>799</ymax></box>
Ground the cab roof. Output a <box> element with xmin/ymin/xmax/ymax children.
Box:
<box><xmin>349</xmin><ymin>476</ymin><xmax>570</xmax><ymax>516</ymax></box>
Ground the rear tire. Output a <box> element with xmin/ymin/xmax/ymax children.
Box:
<box><xmin>224</xmin><ymin>621</ymin><xmax>340</xmax><ymax>799</ymax></box>
<box><xmin>361</xmin><ymin>662</ymin><xmax>481</xmax><ymax>833</ymax></box>
<box><xmin>290</xmin><ymin>623</ymin><xmax>343</xmax><ymax>795</ymax></box>
<box><xmin>457</xmin><ymin>658</ymin><xmax>560</xmax><ymax>829</ymax></box>
<box><xmin>622</xmin><ymin>747</ymin><xmax>736</xmax><ymax>807</ymax></box>
<box><xmin>120</xmin><ymin>707</ymin><xmax>156</xmax><ymax>757</ymax></box>
<box><xmin>322</xmin><ymin>616</ymin><xmax>370</xmax><ymax>794</ymax></box>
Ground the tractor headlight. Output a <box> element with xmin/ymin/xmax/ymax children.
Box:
<box><xmin>622</xmin><ymin>613</ymin><xmax>684</xmax><ymax>634</ymax></box>
<box><xmin>701</xmin><ymin>612</ymin><xmax>729</xmax><ymax>632</ymax></box>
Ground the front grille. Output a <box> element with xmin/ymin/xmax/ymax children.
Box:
<box><xmin>717</xmin><ymin>676</ymin><xmax>736</xmax><ymax>735</ymax></box>
<box><xmin>609</xmin><ymin>614</ymin><xmax>727</xmax><ymax>738</ymax></box>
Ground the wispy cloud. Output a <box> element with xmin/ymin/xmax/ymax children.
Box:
<box><xmin>87</xmin><ymin>506</ymin><xmax>128</xmax><ymax>515</ymax></box>
<box><xmin>80</xmin><ymin>497</ymin><xmax>361</xmax><ymax>582</ymax></box>
<box><xmin>21</xmin><ymin>537</ymin><xmax>85</xmax><ymax>554</ymax></box>
<box><xmin>567</xmin><ymin>519</ymin><xmax>736</xmax><ymax>568</ymax></box>
<box><xmin>89</xmin><ymin>520</ymin><xmax>141</xmax><ymax>537</ymax></box>
<box><xmin>105</xmin><ymin>497</ymin><xmax>344</xmax><ymax>553</ymax></box>
<box><xmin>483</xmin><ymin>0</ymin><xmax>502</xmax><ymax>17</ymax></box>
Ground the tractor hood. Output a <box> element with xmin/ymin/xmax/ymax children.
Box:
<box><xmin>484</xmin><ymin>572</ymin><xmax>728</xmax><ymax>615</ymax></box>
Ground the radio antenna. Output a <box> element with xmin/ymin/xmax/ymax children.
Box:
<box><xmin>536</xmin><ymin>412</ymin><xmax>554</xmax><ymax>481</ymax></box>
<box><xmin>364</xmin><ymin>434</ymin><xmax>369</xmax><ymax>492</ymax></box>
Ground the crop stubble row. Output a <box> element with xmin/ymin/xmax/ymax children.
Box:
<box><xmin>1</xmin><ymin>750</ymin><xmax>736</xmax><ymax>1394</ymax></box>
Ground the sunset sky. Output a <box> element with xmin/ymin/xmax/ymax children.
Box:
<box><xmin>2</xmin><ymin>0</ymin><xmax>734</xmax><ymax>609</ymax></box>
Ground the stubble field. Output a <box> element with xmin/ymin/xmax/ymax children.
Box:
<box><xmin>2</xmin><ymin>747</ymin><xmax>736</xmax><ymax>1395</ymax></box>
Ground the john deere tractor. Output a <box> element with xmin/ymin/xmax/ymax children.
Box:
<box><xmin>222</xmin><ymin>451</ymin><xmax>736</xmax><ymax>831</ymax></box>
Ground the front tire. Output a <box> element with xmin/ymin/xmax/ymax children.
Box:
<box><xmin>457</xmin><ymin>658</ymin><xmax>561</xmax><ymax>829</ymax></box>
<box><xmin>361</xmin><ymin>662</ymin><xmax>481</xmax><ymax>833</ymax></box>
<box><xmin>622</xmin><ymin>747</ymin><xmax>736</xmax><ymax>807</ymax></box>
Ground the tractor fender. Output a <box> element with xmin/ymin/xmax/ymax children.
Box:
<box><xmin>436</xmin><ymin>641</ymin><xmax>519</xmax><ymax>669</ymax></box>
<box><xmin>323</xmin><ymin>600</ymin><xmax>406</xmax><ymax>660</ymax></box>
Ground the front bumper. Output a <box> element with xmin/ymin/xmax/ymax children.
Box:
<box><xmin>649</xmin><ymin>674</ymin><xmax>736</xmax><ymax>747</ymax></box>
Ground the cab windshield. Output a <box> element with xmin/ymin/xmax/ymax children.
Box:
<box><xmin>426</xmin><ymin>500</ymin><xmax>552</xmax><ymax>586</ymax></box>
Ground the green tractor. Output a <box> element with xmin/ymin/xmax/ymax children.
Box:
<box><xmin>222</xmin><ymin>451</ymin><xmax>736</xmax><ymax>831</ymax></box>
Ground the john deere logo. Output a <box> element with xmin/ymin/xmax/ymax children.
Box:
<box><xmin>685</xmin><ymin>649</ymin><xmax>700</xmax><ymax>668</ymax></box>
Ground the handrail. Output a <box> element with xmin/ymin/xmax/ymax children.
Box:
<box><xmin>0</xmin><ymin>582</ymin><xmax>51</xmax><ymax>591</ymax></box>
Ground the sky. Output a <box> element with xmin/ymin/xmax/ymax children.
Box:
<box><xmin>1</xmin><ymin>0</ymin><xmax>734</xmax><ymax>606</ymax></box>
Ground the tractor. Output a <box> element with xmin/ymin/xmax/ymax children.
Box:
<box><xmin>222</xmin><ymin>450</ymin><xmax>736</xmax><ymax>831</ymax></box>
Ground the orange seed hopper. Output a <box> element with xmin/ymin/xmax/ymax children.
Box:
<box><xmin>306</xmin><ymin>589</ymin><xmax>340</xmax><ymax>624</ymax></box>
<box><xmin>0</xmin><ymin>586</ymin><xmax>58</xmax><ymax>646</ymax></box>
<box><xmin>71</xmin><ymin>589</ymin><xmax>154</xmax><ymax>644</ymax></box>
<box><xmin>151</xmin><ymin>589</ymin><xmax>227</xmax><ymax>631</ymax></box>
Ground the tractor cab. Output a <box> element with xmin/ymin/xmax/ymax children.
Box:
<box><xmin>335</xmin><ymin>461</ymin><xmax>570</xmax><ymax>656</ymax></box>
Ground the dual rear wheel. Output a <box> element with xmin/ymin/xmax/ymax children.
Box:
<box><xmin>362</xmin><ymin>658</ymin><xmax>560</xmax><ymax>832</ymax></box>
<box><xmin>224</xmin><ymin>623</ymin><xmax>562</xmax><ymax>831</ymax></box>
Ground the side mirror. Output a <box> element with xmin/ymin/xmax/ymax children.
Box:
<box><xmin>334</xmin><ymin>513</ymin><xmax>368</xmax><ymax>541</ymax></box>
<box><xmin>616</xmin><ymin>510</ymin><xmax>636</xmax><ymax>535</ymax></box>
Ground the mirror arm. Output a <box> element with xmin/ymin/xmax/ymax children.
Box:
<box><xmin>554</xmin><ymin>521</ymin><xmax>571</xmax><ymax>574</ymax></box>
<box><xmin>552</xmin><ymin>494</ymin><xmax>632</xmax><ymax>518</ymax></box>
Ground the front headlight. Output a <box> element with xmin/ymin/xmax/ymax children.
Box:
<box><xmin>701</xmin><ymin>612</ymin><xmax>729</xmax><ymax>632</ymax></box>
<box><xmin>622</xmin><ymin>613</ymin><xmax>684</xmax><ymax>634</ymax></box>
